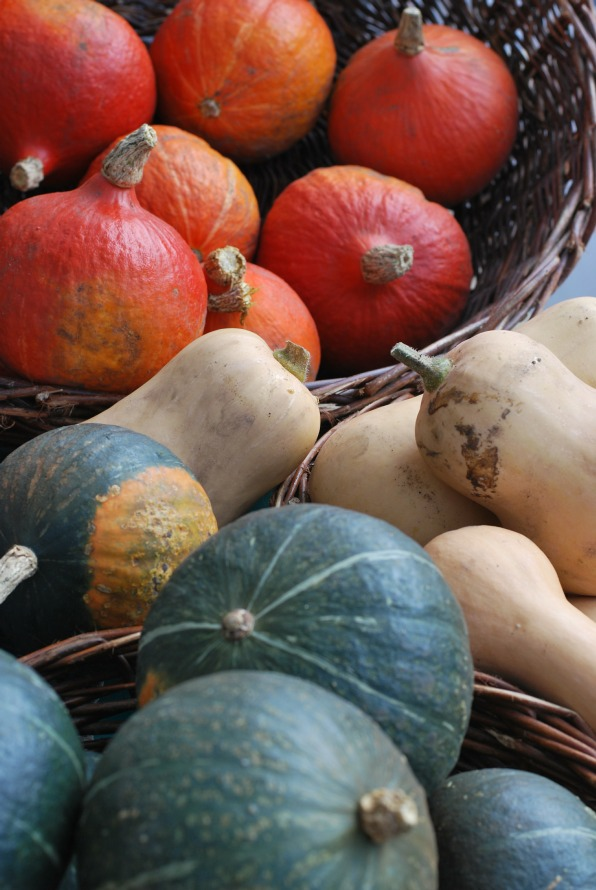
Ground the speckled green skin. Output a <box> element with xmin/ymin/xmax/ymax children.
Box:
<box><xmin>76</xmin><ymin>670</ymin><xmax>438</xmax><ymax>889</ymax></box>
<box><xmin>429</xmin><ymin>768</ymin><xmax>596</xmax><ymax>889</ymax></box>
<box><xmin>137</xmin><ymin>503</ymin><xmax>474</xmax><ymax>792</ymax></box>
<box><xmin>0</xmin><ymin>649</ymin><xmax>85</xmax><ymax>889</ymax></box>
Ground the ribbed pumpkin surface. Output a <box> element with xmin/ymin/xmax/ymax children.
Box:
<box><xmin>0</xmin><ymin>650</ymin><xmax>85</xmax><ymax>890</ymax></box>
<box><xmin>137</xmin><ymin>502</ymin><xmax>473</xmax><ymax>791</ymax></box>
<box><xmin>76</xmin><ymin>670</ymin><xmax>438</xmax><ymax>889</ymax></box>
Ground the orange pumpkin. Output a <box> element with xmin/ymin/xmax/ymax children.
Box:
<box><xmin>203</xmin><ymin>246</ymin><xmax>321</xmax><ymax>380</ymax></box>
<box><xmin>81</xmin><ymin>125</ymin><xmax>261</xmax><ymax>262</ymax></box>
<box><xmin>149</xmin><ymin>0</ymin><xmax>337</xmax><ymax>163</ymax></box>
<box><xmin>327</xmin><ymin>7</ymin><xmax>519</xmax><ymax>207</ymax></box>
<box><xmin>0</xmin><ymin>0</ymin><xmax>156</xmax><ymax>192</ymax></box>
<box><xmin>257</xmin><ymin>164</ymin><xmax>473</xmax><ymax>377</ymax></box>
<box><xmin>0</xmin><ymin>126</ymin><xmax>208</xmax><ymax>394</ymax></box>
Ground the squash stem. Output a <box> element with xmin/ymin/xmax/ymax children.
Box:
<box><xmin>101</xmin><ymin>123</ymin><xmax>157</xmax><ymax>189</ymax></box>
<box><xmin>274</xmin><ymin>341</ymin><xmax>311</xmax><ymax>383</ymax></box>
<box><xmin>222</xmin><ymin>608</ymin><xmax>255</xmax><ymax>640</ymax></box>
<box><xmin>10</xmin><ymin>156</ymin><xmax>45</xmax><ymax>192</ymax></box>
<box><xmin>391</xmin><ymin>342</ymin><xmax>453</xmax><ymax>392</ymax></box>
<box><xmin>0</xmin><ymin>545</ymin><xmax>38</xmax><ymax>605</ymax></box>
<box><xmin>361</xmin><ymin>244</ymin><xmax>413</xmax><ymax>285</ymax></box>
<box><xmin>358</xmin><ymin>788</ymin><xmax>419</xmax><ymax>843</ymax></box>
<box><xmin>395</xmin><ymin>6</ymin><xmax>425</xmax><ymax>56</ymax></box>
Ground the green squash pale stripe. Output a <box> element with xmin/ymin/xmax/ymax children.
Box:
<box><xmin>4</xmin><ymin>699</ymin><xmax>85</xmax><ymax>784</ymax></box>
<box><xmin>254</xmin><ymin>548</ymin><xmax>435</xmax><ymax>619</ymax></box>
<box><xmin>9</xmin><ymin>816</ymin><xmax>62</xmax><ymax>868</ymax></box>
<box><xmin>245</xmin><ymin>509</ymin><xmax>311</xmax><ymax>611</ymax></box>
<box><xmin>249</xmin><ymin>630</ymin><xmax>431</xmax><ymax>728</ymax></box>
<box><xmin>139</xmin><ymin>620</ymin><xmax>220</xmax><ymax>650</ymax></box>
<box><xmin>94</xmin><ymin>860</ymin><xmax>199</xmax><ymax>890</ymax></box>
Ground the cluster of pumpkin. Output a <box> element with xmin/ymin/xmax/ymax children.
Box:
<box><xmin>0</xmin><ymin>0</ymin><xmax>521</xmax><ymax>391</ymax></box>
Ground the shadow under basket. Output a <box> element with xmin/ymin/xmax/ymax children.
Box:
<box><xmin>4</xmin><ymin>0</ymin><xmax>596</xmax><ymax>812</ymax></box>
<box><xmin>18</xmin><ymin>626</ymin><xmax>596</xmax><ymax>809</ymax></box>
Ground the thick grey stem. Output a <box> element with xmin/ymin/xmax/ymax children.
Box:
<box><xmin>10</xmin><ymin>156</ymin><xmax>45</xmax><ymax>192</ymax></box>
<box><xmin>391</xmin><ymin>342</ymin><xmax>453</xmax><ymax>392</ymax></box>
<box><xmin>102</xmin><ymin>124</ymin><xmax>157</xmax><ymax>189</ymax></box>
<box><xmin>361</xmin><ymin>245</ymin><xmax>413</xmax><ymax>284</ymax></box>
<box><xmin>0</xmin><ymin>545</ymin><xmax>38</xmax><ymax>605</ymax></box>
<box><xmin>358</xmin><ymin>788</ymin><xmax>419</xmax><ymax>843</ymax></box>
<box><xmin>396</xmin><ymin>6</ymin><xmax>425</xmax><ymax>56</ymax></box>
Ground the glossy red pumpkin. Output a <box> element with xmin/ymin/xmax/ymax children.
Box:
<box><xmin>257</xmin><ymin>164</ymin><xmax>473</xmax><ymax>376</ymax></box>
<box><xmin>0</xmin><ymin>126</ymin><xmax>208</xmax><ymax>394</ymax></box>
<box><xmin>81</xmin><ymin>125</ymin><xmax>261</xmax><ymax>262</ymax></box>
<box><xmin>0</xmin><ymin>0</ymin><xmax>156</xmax><ymax>192</ymax></box>
<box><xmin>149</xmin><ymin>0</ymin><xmax>337</xmax><ymax>163</ymax></box>
<box><xmin>327</xmin><ymin>7</ymin><xmax>519</xmax><ymax>207</ymax></box>
<box><xmin>203</xmin><ymin>246</ymin><xmax>321</xmax><ymax>380</ymax></box>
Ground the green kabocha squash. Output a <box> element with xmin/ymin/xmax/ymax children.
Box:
<box><xmin>76</xmin><ymin>670</ymin><xmax>438</xmax><ymax>890</ymax></box>
<box><xmin>0</xmin><ymin>423</ymin><xmax>217</xmax><ymax>656</ymax></box>
<box><xmin>0</xmin><ymin>648</ymin><xmax>85</xmax><ymax>890</ymax></box>
<box><xmin>429</xmin><ymin>767</ymin><xmax>596</xmax><ymax>889</ymax></box>
<box><xmin>136</xmin><ymin>502</ymin><xmax>473</xmax><ymax>792</ymax></box>
<box><xmin>59</xmin><ymin>750</ymin><xmax>102</xmax><ymax>890</ymax></box>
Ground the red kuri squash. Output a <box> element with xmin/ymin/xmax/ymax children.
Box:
<box><xmin>0</xmin><ymin>125</ymin><xmax>208</xmax><ymax>394</ymax></box>
<box><xmin>81</xmin><ymin>125</ymin><xmax>261</xmax><ymax>262</ymax></box>
<box><xmin>327</xmin><ymin>6</ymin><xmax>519</xmax><ymax>207</ymax></box>
<box><xmin>203</xmin><ymin>246</ymin><xmax>321</xmax><ymax>379</ymax></box>
<box><xmin>0</xmin><ymin>0</ymin><xmax>157</xmax><ymax>192</ymax></box>
<box><xmin>149</xmin><ymin>0</ymin><xmax>337</xmax><ymax>163</ymax></box>
<box><xmin>257</xmin><ymin>164</ymin><xmax>473</xmax><ymax>376</ymax></box>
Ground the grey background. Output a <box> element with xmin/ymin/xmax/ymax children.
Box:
<box><xmin>545</xmin><ymin>236</ymin><xmax>596</xmax><ymax>308</ymax></box>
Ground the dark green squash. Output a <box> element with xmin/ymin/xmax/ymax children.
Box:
<box><xmin>136</xmin><ymin>502</ymin><xmax>473</xmax><ymax>792</ymax></box>
<box><xmin>76</xmin><ymin>669</ymin><xmax>438</xmax><ymax>889</ymax></box>
<box><xmin>0</xmin><ymin>648</ymin><xmax>85</xmax><ymax>889</ymax></box>
<box><xmin>429</xmin><ymin>767</ymin><xmax>596</xmax><ymax>889</ymax></box>
<box><xmin>0</xmin><ymin>423</ymin><xmax>217</xmax><ymax>656</ymax></box>
<box><xmin>59</xmin><ymin>750</ymin><xmax>102</xmax><ymax>890</ymax></box>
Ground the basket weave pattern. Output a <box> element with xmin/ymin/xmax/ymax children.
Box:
<box><xmin>3</xmin><ymin>0</ymin><xmax>596</xmax><ymax>808</ymax></box>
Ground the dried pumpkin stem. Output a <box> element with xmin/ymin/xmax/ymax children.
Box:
<box><xmin>0</xmin><ymin>545</ymin><xmax>38</xmax><ymax>605</ymax></box>
<box><xmin>10</xmin><ymin>156</ymin><xmax>45</xmax><ymax>192</ymax></box>
<box><xmin>391</xmin><ymin>342</ymin><xmax>453</xmax><ymax>392</ymax></box>
<box><xmin>101</xmin><ymin>123</ymin><xmax>157</xmax><ymax>189</ymax></box>
<box><xmin>208</xmin><ymin>282</ymin><xmax>256</xmax><ymax>320</ymax></box>
<box><xmin>358</xmin><ymin>788</ymin><xmax>419</xmax><ymax>844</ymax></box>
<box><xmin>273</xmin><ymin>341</ymin><xmax>311</xmax><ymax>383</ymax></box>
<box><xmin>395</xmin><ymin>6</ymin><xmax>425</xmax><ymax>56</ymax></box>
<box><xmin>361</xmin><ymin>244</ymin><xmax>413</xmax><ymax>284</ymax></box>
<box><xmin>204</xmin><ymin>246</ymin><xmax>247</xmax><ymax>287</ymax></box>
<box><xmin>222</xmin><ymin>608</ymin><xmax>255</xmax><ymax>640</ymax></box>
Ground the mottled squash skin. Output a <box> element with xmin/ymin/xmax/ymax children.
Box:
<box><xmin>0</xmin><ymin>424</ymin><xmax>217</xmax><ymax>655</ymax></box>
<box><xmin>0</xmin><ymin>649</ymin><xmax>85</xmax><ymax>890</ymax></box>
<box><xmin>76</xmin><ymin>670</ymin><xmax>438</xmax><ymax>889</ymax></box>
<box><xmin>137</xmin><ymin>502</ymin><xmax>473</xmax><ymax>792</ymax></box>
<box><xmin>429</xmin><ymin>768</ymin><xmax>596</xmax><ymax>890</ymax></box>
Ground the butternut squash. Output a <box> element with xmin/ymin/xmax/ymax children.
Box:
<box><xmin>308</xmin><ymin>395</ymin><xmax>497</xmax><ymax>546</ymax></box>
<box><xmin>567</xmin><ymin>594</ymin><xmax>596</xmax><ymax>622</ymax></box>
<box><xmin>515</xmin><ymin>296</ymin><xmax>596</xmax><ymax>387</ymax></box>
<box><xmin>84</xmin><ymin>330</ymin><xmax>320</xmax><ymax>526</ymax></box>
<box><xmin>424</xmin><ymin>524</ymin><xmax>596</xmax><ymax>733</ymax></box>
<box><xmin>391</xmin><ymin>330</ymin><xmax>596</xmax><ymax>595</ymax></box>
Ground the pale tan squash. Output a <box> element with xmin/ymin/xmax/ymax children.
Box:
<box><xmin>392</xmin><ymin>330</ymin><xmax>596</xmax><ymax>595</ymax></box>
<box><xmin>425</xmin><ymin>524</ymin><xmax>596</xmax><ymax>733</ymax></box>
<box><xmin>515</xmin><ymin>295</ymin><xmax>596</xmax><ymax>387</ymax></box>
<box><xmin>84</xmin><ymin>329</ymin><xmax>321</xmax><ymax>526</ymax></box>
<box><xmin>308</xmin><ymin>395</ymin><xmax>496</xmax><ymax>545</ymax></box>
<box><xmin>567</xmin><ymin>594</ymin><xmax>596</xmax><ymax>622</ymax></box>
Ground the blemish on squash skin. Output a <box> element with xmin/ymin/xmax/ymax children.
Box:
<box><xmin>428</xmin><ymin>386</ymin><xmax>480</xmax><ymax>413</ymax></box>
<box><xmin>455</xmin><ymin>423</ymin><xmax>499</xmax><ymax>494</ymax></box>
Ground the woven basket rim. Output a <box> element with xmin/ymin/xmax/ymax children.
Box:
<box><xmin>17</xmin><ymin>625</ymin><xmax>596</xmax><ymax>807</ymax></box>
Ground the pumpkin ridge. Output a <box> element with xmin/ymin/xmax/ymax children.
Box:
<box><xmin>248</xmin><ymin>630</ymin><xmax>429</xmax><ymax>726</ymax></box>
<box><xmin>139</xmin><ymin>620</ymin><xmax>221</xmax><ymax>650</ymax></box>
<box><xmin>254</xmin><ymin>548</ymin><xmax>433</xmax><ymax>619</ymax></box>
<box><xmin>9</xmin><ymin>816</ymin><xmax>61</xmax><ymax>868</ymax></box>
<box><xmin>3</xmin><ymin>700</ymin><xmax>85</xmax><ymax>783</ymax></box>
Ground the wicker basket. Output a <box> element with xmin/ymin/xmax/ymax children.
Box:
<box><xmin>4</xmin><ymin>0</ymin><xmax>596</xmax><ymax>811</ymax></box>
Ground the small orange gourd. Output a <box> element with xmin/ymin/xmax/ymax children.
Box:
<box><xmin>149</xmin><ymin>0</ymin><xmax>337</xmax><ymax>163</ymax></box>
<box><xmin>202</xmin><ymin>246</ymin><xmax>321</xmax><ymax>380</ymax></box>
<box><xmin>81</xmin><ymin>125</ymin><xmax>261</xmax><ymax>262</ymax></box>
